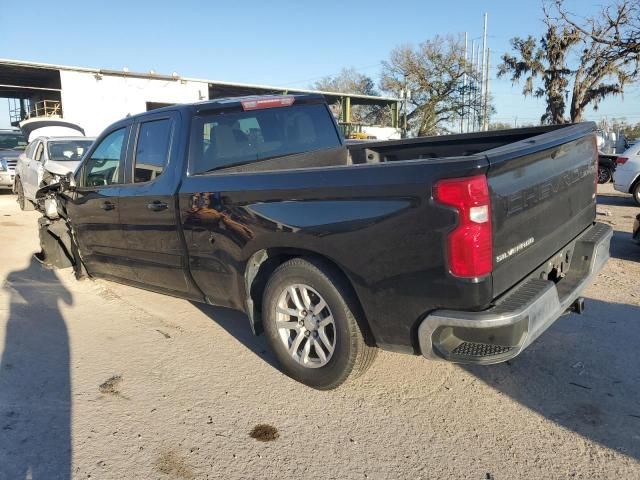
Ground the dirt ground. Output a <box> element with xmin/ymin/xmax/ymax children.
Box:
<box><xmin>0</xmin><ymin>184</ymin><xmax>639</xmax><ymax>480</ymax></box>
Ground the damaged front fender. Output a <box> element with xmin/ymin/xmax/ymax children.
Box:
<box><xmin>35</xmin><ymin>216</ymin><xmax>74</xmax><ymax>269</ymax></box>
<box><xmin>34</xmin><ymin>177</ymin><xmax>85</xmax><ymax>277</ymax></box>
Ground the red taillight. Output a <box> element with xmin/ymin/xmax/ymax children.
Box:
<box><xmin>616</xmin><ymin>156</ymin><xmax>629</xmax><ymax>165</ymax></box>
<box><xmin>434</xmin><ymin>174</ymin><xmax>492</xmax><ymax>278</ymax></box>
<box><xmin>241</xmin><ymin>96</ymin><xmax>295</xmax><ymax>111</ymax></box>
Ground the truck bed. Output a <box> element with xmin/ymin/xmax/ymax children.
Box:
<box><xmin>346</xmin><ymin>125</ymin><xmax>569</xmax><ymax>164</ymax></box>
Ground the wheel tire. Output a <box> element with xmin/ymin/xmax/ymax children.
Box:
<box><xmin>597</xmin><ymin>166</ymin><xmax>612</xmax><ymax>184</ymax></box>
<box><xmin>16</xmin><ymin>178</ymin><xmax>34</xmax><ymax>211</ymax></box>
<box><xmin>632</xmin><ymin>181</ymin><xmax>640</xmax><ymax>206</ymax></box>
<box><xmin>262</xmin><ymin>257</ymin><xmax>377</xmax><ymax>390</ymax></box>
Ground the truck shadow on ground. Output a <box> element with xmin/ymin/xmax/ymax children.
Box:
<box><xmin>610</xmin><ymin>230</ymin><xmax>640</xmax><ymax>262</ymax></box>
<box><xmin>190</xmin><ymin>302</ymin><xmax>279</xmax><ymax>369</ymax></box>
<box><xmin>596</xmin><ymin>193</ymin><xmax>635</xmax><ymax>207</ymax></box>
<box><xmin>0</xmin><ymin>257</ymin><xmax>72</xmax><ymax>480</ymax></box>
<box><xmin>464</xmin><ymin>298</ymin><xmax>640</xmax><ymax>462</ymax></box>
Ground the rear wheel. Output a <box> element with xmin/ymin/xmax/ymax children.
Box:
<box><xmin>16</xmin><ymin>178</ymin><xmax>34</xmax><ymax>211</ymax></box>
<box><xmin>262</xmin><ymin>258</ymin><xmax>376</xmax><ymax>390</ymax></box>
<box><xmin>597</xmin><ymin>166</ymin><xmax>612</xmax><ymax>184</ymax></box>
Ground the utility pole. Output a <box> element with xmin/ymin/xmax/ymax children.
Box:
<box><xmin>483</xmin><ymin>48</ymin><xmax>491</xmax><ymax>131</ymax></box>
<box><xmin>480</xmin><ymin>13</ymin><xmax>488</xmax><ymax>130</ymax></box>
<box><xmin>469</xmin><ymin>40</ymin><xmax>476</xmax><ymax>132</ymax></box>
<box><xmin>401</xmin><ymin>74</ymin><xmax>410</xmax><ymax>138</ymax></box>
<box><xmin>461</xmin><ymin>32</ymin><xmax>468</xmax><ymax>134</ymax></box>
<box><xmin>473</xmin><ymin>42</ymin><xmax>482</xmax><ymax>131</ymax></box>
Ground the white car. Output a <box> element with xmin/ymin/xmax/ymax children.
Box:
<box><xmin>613</xmin><ymin>143</ymin><xmax>640</xmax><ymax>205</ymax></box>
<box><xmin>14</xmin><ymin>136</ymin><xmax>94</xmax><ymax>210</ymax></box>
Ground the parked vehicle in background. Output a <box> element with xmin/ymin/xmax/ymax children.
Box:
<box><xmin>14</xmin><ymin>136</ymin><xmax>94</xmax><ymax>210</ymax></box>
<box><xmin>0</xmin><ymin>129</ymin><xmax>28</xmax><ymax>190</ymax></box>
<box><xmin>19</xmin><ymin>118</ymin><xmax>85</xmax><ymax>142</ymax></box>
<box><xmin>613</xmin><ymin>144</ymin><xmax>640</xmax><ymax>205</ymax></box>
<box><xmin>598</xmin><ymin>153</ymin><xmax>617</xmax><ymax>184</ymax></box>
<box><xmin>36</xmin><ymin>94</ymin><xmax>611</xmax><ymax>389</ymax></box>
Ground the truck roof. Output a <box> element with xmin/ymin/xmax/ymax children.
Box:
<box><xmin>33</xmin><ymin>136</ymin><xmax>96</xmax><ymax>142</ymax></box>
<box><xmin>129</xmin><ymin>93</ymin><xmax>326</xmax><ymax>120</ymax></box>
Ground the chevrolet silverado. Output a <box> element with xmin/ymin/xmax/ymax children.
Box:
<box><xmin>35</xmin><ymin>94</ymin><xmax>612</xmax><ymax>389</ymax></box>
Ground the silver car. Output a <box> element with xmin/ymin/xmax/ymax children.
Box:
<box><xmin>14</xmin><ymin>136</ymin><xmax>95</xmax><ymax>210</ymax></box>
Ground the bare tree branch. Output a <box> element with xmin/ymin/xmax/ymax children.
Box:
<box><xmin>499</xmin><ymin>0</ymin><xmax>640</xmax><ymax>123</ymax></box>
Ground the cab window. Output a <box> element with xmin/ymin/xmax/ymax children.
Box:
<box><xmin>190</xmin><ymin>103</ymin><xmax>341</xmax><ymax>174</ymax></box>
<box><xmin>81</xmin><ymin>128</ymin><xmax>128</xmax><ymax>187</ymax></box>
<box><xmin>133</xmin><ymin>118</ymin><xmax>172</xmax><ymax>183</ymax></box>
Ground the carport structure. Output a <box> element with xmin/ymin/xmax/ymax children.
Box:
<box><xmin>205</xmin><ymin>79</ymin><xmax>401</xmax><ymax>130</ymax></box>
<box><xmin>0</xmin><ymin>58</ymin><xmax>400</xmax><ymax>136</ymax></box>
<box><xmin>0</xmin><ymin>61</ymin><xmax>63</xmax><ymax>125</ymax></box>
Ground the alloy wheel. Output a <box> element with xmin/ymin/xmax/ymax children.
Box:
<box><xmin>275</xmin><ymin>283</ymin><xmax>336</xmax><ymax>368</ymax></box>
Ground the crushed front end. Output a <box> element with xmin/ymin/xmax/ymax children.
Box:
<box><xmin>34</xmin><ymin>182</ymin><xmax>84</xmax><ymax>277</ymax></box>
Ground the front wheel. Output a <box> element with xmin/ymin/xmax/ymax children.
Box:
<box><xmin>598</xmin><ymin>166</ymin><xmax>612</xmax><ymax>184</ymax></box>
<box><xmin>15</xmin><ymin>178</ymin><xmax>34</xmax><ymax>211</ymax></box>
<box><xmin>262</xmin><ymin>258</ymin><xmax>376</xmax><ymax>390</ymax></box>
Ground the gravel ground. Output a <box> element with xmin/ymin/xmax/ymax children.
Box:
<box><xmin>0</xmin><ymin>184</ymin><xmax>639</xmax><ymax>480</ymax></box>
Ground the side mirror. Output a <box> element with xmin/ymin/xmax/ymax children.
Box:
<box><xmin>60</xmin><ymin>171</ymin><xmax>77</xmax><ymax>192</ymax></box>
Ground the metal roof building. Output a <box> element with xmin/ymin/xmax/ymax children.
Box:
<box><xmin>0</xmin><ymin>58</ymin><xmax>400</xmax><ymax>137</ymax></box>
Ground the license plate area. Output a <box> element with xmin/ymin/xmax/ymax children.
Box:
<box><xmin>540</xmin><ymin>247</ymin><xmax>573</xmax><ymax>283</ymax></box>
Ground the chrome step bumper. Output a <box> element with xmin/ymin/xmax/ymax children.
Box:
<box><xmin>418</xmin><ymin>222</ymin><xmax>612</xmax><ymax>364</ymax></box>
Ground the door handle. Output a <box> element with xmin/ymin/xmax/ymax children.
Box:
<box><xmin>147</xmin><ymin>200</ymin><xmax>168</xmax><ymax>212</ymax></box>
<box><xmin>100</xmin><ymin>201</ymin><xmax>115</xmax><ymax>211</ymax></box>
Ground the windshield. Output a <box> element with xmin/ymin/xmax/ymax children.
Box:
<box><xmin>0</xmin><ymin>132</ymin><xmax>28</xmax><ymax>150</ymax></box>
<box><xmin>47</xmin><ymin>140</ymin><xmax>94</xmax><ymax>161</ymax></box>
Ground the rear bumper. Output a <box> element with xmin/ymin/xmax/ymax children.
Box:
<box><xmin>418</xmin><ymin>222</ymin><xmax>612</xmax><ymax>364</ymax></box>
<box><xmin>613</xmin><ymin>183</ymin><xmax>629</xmax><ymax>193</ymax></box>
<box><xmin>613</xmin><ymin>168</ymin><xmax>637</xmax><ymax>193</ymax></box>
<box><xmin>0</xmin><ymin>171</ymin><xmax>14</xmax><ymax>188</ymax></box>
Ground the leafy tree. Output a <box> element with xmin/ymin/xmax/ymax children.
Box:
<box><xmin>624</xmin><ymin>123</ymin><xmax>640</xmax><ymax>140</ymax></box>
<box><xmin>313</xmin><ymin>68</ymin><xmax>387</xmax><ymax>124</ymax></box>
<box><xmin>380</xmin><ymin>35</ymin><xmax>484</xmax><ymax>136</ymax></box>
<box><xmin>499</xmin><ymin>24</ymin><xmax>579</xmax><ymax>124</ymax></box>
<box><xmin>314</xmin><ymin>67</ymin><xmax>378</xmax><ymax>97</ymax></box>
<box><xmin>499</xmin><ymin>1</ymin><xmax>640</xmax><ymax>124</ymax></box>
<box><xmin>609</xmin><ymin>119</ymin><xmax>640</xmax><ymax>140</ymax></box>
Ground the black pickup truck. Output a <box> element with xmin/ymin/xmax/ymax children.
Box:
<box><xmin>36</xmin><ymin>94</ymin><xmax>612</xmax><ymax>389</ymax></box>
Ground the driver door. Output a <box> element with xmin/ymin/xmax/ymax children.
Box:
<box><xmin>67</xmin><ymin>124</ymin><xmax>132</xmax><ymax>279</ymax></box>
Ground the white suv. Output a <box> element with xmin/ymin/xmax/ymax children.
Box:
<box><xmin>613</xmin><ymin>143</ymin><xmax>640</xmax><ymax>205</ymax></box>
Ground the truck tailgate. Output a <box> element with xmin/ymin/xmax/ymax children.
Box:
<box><xmin>485</xmin><ymin>123</ymin><xmax>598</xmax><ymax>296</ymax></box>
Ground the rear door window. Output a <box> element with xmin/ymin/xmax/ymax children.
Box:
<box><xmin>25</xmin><ymin>141</ymin><xmax>37</xmax><ymax>159</ymax></box>
<box><xmin>133</xmin><ymin>118</ymin><xmax>172</xmax><ymax>183</ymax></box>
<box><xmin>191</xmin><ymin>103</ymin><xmax>341</xmax><ymax>174</ymax></box>
<box><xmin>34</xmin><ymin>142</ymin><xmax>44</xmax><ymax>162</ymax></box>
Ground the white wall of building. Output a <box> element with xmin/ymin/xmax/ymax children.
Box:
<box><xmin>361</xmin><ymin>126</ymin><xmax>401</xmax><ymax>140</ymax></box>
<box><xmin>59</xmin><ymin>70</ymin><xmax>208</xmax><ymax>136</ymax></box>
